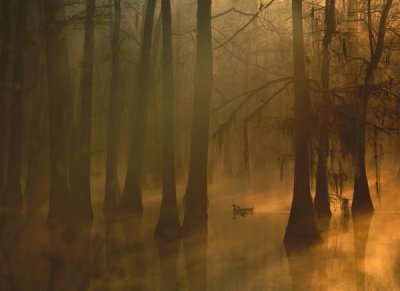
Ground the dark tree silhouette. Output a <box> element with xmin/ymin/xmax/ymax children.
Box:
<box><xmin>2</xmin><ymin>0</ymin><xmax>26</xmax><ymax>237</ymax></box>
<box><xmin>104</xmin><ymin>0</ymin><xmax>122</xmax><ymax>272</ymax></box>
<box><xmin>119</xmin><ymin>0</ymin><xmax>157</xmax><ymax>217</ymax></box>
<box><xmin>154</xmin><ymin>0</ymin><xmax>181</xmax><ymax>239</ymax></box>
<box><xmin>25</xmin><ymin>5</ymin><xmax>48</xmax><ymax>216</ymax></box>
<box><xmin>43</xmin><ymin>0</ymin><xmax>75</xmax><ymax>227</ymax></box>
<box><xmin>0</xmin><ymin>0</ymin><xmax>11</xmax><ymax>192</ymax></box>
<box><xmin>44</xmin><ymin>0</ymin><xmax>78</xmax><ymax>290</ymax></box>
<box><xmin>181</xmin><ymin>0</ymin><xmax>213</xmax><ymax>233</ymax></box>
<box><xmin>104</xmin><ymin>0</ymin><xmax>122</xmax><ymax>225</ymax></box>
<box><xmin>351</xmin><ymin>0</ymin><xmax>392</xmax><ymax>213</ymax></box>
<box><xmin>44</xmin><ymin>2</ymin><xmax>94</xmax><ymax>286</ymax></box>
<box><xmin>75</xmin><ymin>0</ymin><xmax>96</xmax><ymax>224</ymax></box>
<box><xmin>284</xmin><ymin>0</ymin><xmax>321</xmax><ymax>247</ymax></box>
<box><xmin>314</xmin><ymin>0</ymin><xmax>335</xmax><ymax>218</ymax></box>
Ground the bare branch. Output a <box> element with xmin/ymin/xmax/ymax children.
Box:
<box><xmin>212</xmin><ymin>76</ymin><xmax>292</xmax><ymax>113</ymax></box>
<box><xmin>215</xmin><ymin>0</ymin><xmax>276</xmax><ymax>50</ymax></box>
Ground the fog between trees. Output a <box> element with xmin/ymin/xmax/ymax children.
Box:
<box><xmin>0</xmin><ymin>0</ymin><xmax>400</xmax><ymax>289</ymax></box>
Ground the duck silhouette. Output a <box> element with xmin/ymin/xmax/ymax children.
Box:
<box><xmin>232</xmin><ymin>204</ymin><xmax>254</xmax><ymax>217</ymax></box>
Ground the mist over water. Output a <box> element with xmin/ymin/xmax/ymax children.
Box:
<box><xmin>1</xmin><ymin>159</ymin><xmax>400</xmax><ymax>290</ymax></box>
<box><xmin>0</xmin><ymin>0</ymin><xmax>400</xmax><ymax>290</ymax></box>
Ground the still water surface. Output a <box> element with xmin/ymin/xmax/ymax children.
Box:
<box><xmin>1</xmin><ymin>184</ymin><xmax>399</xmax><ymax>291</ymax></box>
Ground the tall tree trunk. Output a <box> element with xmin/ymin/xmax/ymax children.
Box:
<box><xmin>147</xmin><ymin>10</ymin><xmax>163</xmax><ymax>189</ymax></box>
<box><xmin>25</xmin><ymin>87</ymin><xmax>48</xmax><ymax>216</ymax></box>
<box><xmin>25</xmin><ymin>8</ymin><xmax>48</xmax><ymax>216</ymax></box>
<box><xmin>352</xmin><ymin>0</ymin><xmax>392</xmax><ymax>213</ymax></box>
<box><xmin>284</xmin><ymin>0</ymin><xmax>321</xmax><ymax>247</ymax></box>
<box><xmin>104</xmin><ymin>1</ymin><xmax>122</xmax><ymax>272</ymax></box>
<box><xmin>119</xmin><ymin>0</ymin><xmax>157</xmax><ymax>217</ymax></box>
<box><xmin>0</xmin><ymin>0</ymin><xmax>11</xmax><ymax>192</ymax></box>
<box><xmin>43</xmin><ymin>0</ymin><xmax>74</xmax><ymax>228</ymax></box>
<box><xmin>155</xmin><ymin>0</ymin><xmax>181</xmax><ymax>239</ymax></box>
<box><xmin>75</xmin><ymin>0</ymin><xmax>96</xmax><ymax>224</ymax></box>
<box><xmin>61</xmin><ymin>3</ymin><xmax>78</xmax><ymax>204</ymax></box>
<box><xmin>182</xmin><ymin>0</ymin><xmax>213</xmax><ymax>233</ymax></box>
<box><xmin>173</xmin><ymin>1</ymin><xmax>187</xmax><ymax>183</ymax></box>
<box><xmin>2</xmin><ymin>0</ymin><xmax>26</xmax><ymax>238</ymax></box>
<box><xmin>104</xmin><ymin>0</ymin><xmax>121</xmax><ymax>224</ymax></box>
<box><xmin>314</xmin><ymin>125</ymin><xmax>331</xmax><ymax>217</ymax></box>
<box><xmin>314</xmin><ymin>0</ymin><xmax>335</xmax><ymax>218</ymax></box>
<box><xmin>44</xmin><ymin>3</ymin><xmax>93</xmax><ymax>290</ymax></box>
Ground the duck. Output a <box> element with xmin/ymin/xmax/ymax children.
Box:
<box><xmin>232</xmin><ymin>204</ymin><xmax>254</xmax><ymax>217</ymax></box>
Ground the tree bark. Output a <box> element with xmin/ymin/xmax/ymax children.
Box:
<box><xmin>284</xmin><ymin>0</ymin><xmax>321</xmax><ymax>247</ymax></box>
<box><xmin>0</xmin><ymin>0</ymin><xmax>11</xmax><ymax>192</ymax></box>
<box><xmin>43</xmin><ymin>0</ymin><xmax>75</xmax><ymax>227</ymax></box>
<box><xmin>44</xmin><ymin>2</ymin><xmax>93</xmax><ymax>289</ymax></box>
<box><xmin>104</xmin><ymin>2</ymin><xmax>122</xmax><ymax>272</ymax></box>
<box><xmin>352</xmin><ymin>0</ymin><xmax>392</xmax><ymax>213</ymax></box>
<box><xmin>155</xmin><ymin>0</ymin><xmax>181</xmax><ymax>239</ymax></box>
<box><xmin>25</xmin><ymin>6</ymin><xmax>48</xmax><ymax>216</ymax></box>
<box><xmin>182</xmin><ymin>0</ymin><xmax>213</xmax><ymax>233</ymax></box>
<box><xmin>314</xmin><ymin>124</ymin><xmax>331</xmax><ymax>217</ymax></box>
<box><xmin>2</xmin><ymin>0</ymin><xmax>26</xmax><ymax>232</ymax></box>
<box><xmin>119</xmin><ymin>0</ymin><xmax>157</xmax><ymax>217</ymax></box>
<box><xmin>104</xmin><ymin>0</ymin><xmax>121</xmax><ymax>222</ymax></box>
<box><xmin>75</xmin><ymin>0</ymin><xmax>96</xmax><ymax>224</ymax></box>
<box><xmin>314</xmin><ymin>0</ymin><xmax>335</xmax><ymax>218</ymax></box>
